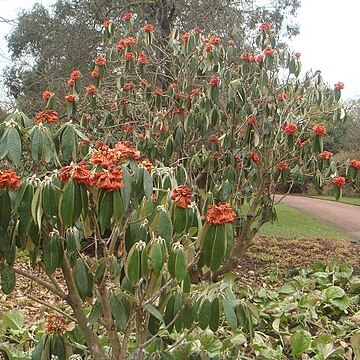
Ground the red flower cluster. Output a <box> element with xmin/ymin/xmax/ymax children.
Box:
<box><xmin>334</xmin><ymin>81</ymin><xmax>344</xmax><ymax>90</ymax></box>
<box><xmin>318</xmin><ymin>151</ymin><xmax>333</xmax><ymax>160</ymax></box>
<box><xmin>349</xmin><ymin>159</ymin><xmax>360</xmax><ymax>169</ymax></box>
<box><xmin>116</xmin><ymin>37</ymin><xmax>137</xmax><ymax>51</ymax></box>
<box><xmin>206</xmin><ymin>36</ymin><xmax>221</xmax><ymax>45</ymax></box>
<box><xmin>124</xmin><ymin>52</ymin><xmax>134</xmax><ymax>61</ymax></box>
<box><xmin>95</xmin><ymin>55</ymin><xmax>106</xmax><ymax>66</ymax></box>
<box><xmin>0</xmin><ymin>168</ymin><xmax>20</xmax><ymax>190</ymax></box>
<box><xmin>246</xmin><ymin>115</ymin><xmax>256</xmax><ymax>125</ymax></box>
<box><xmin>91</xmin><ymin>69</ymin><xmax>99</xmax><ymax>78</ymax></box>
<box><xmin>102</xmin><ymin>19</ymin><xmax>110</xmax><ymax>28</ymax></box>
<box><xmin>283</xmin><ymin>123</ymin><xmax>297</xmax><ymax>135</ymax></box>
<box><xmin>143</xmin><ymin>24</ymin><xmax>154</xmax><ymax>32</ymax></box>
<box><xmin>278</xmin><ymin>93</ymin><xmax>288</xmax><ymax>101</ymax></box>
<box><xmin>255</xmin><ymin>54</ymin><xmax>264</xmax><ymax>63</ymax></box>
<box><xmin>42</xmin><ymin>90</ymin><xmax>53</xmax><ymax>100</ymax></box>
<box><xmin>332</xmin><ymin>176</ymin><xmax>346</xmax><ymax>188</ymax></box>
<box><xmin>205</xmin><ymin>203</ymin><xmax>236</xmax><ymax>225</ymax></box>
<box><xmin>93</xmin><ymin>167</ymin><xmax>125</xmax><ymax>192</ymax></box>
<box><xmin>263</xmin><ymin>45</ymin><xmax>274</xmax><ymax>57</ymax></box>
<box><xmin>70</xmin><ymin>70</ymin><xmax>82</xmax><ymax>80</ymax></box>
<box><xmin>259</xmin><ymin>22</ymin><xmax>271</xmax><ymax>31</ymax></box>
<box><xmin>123</xmin><ymin>122</ymin><xmax>133</xmax><ymax>133</ymax></box>
<box><xmin>86</xmin><ymin>85</ymin><xmax>97</xmax><ymax>95</ymax></box>
<box><xmin>44</xmin><ymin>316</ymin><xmax>67</xmax><ymax>334</ymax></box>
<box><xmin>123</xmin><ymin>82</ymin><xmax>135</xmax><ymax>91</ymax></box>
<box><xmin>277</xmin><ymin>161</ymin><xmax>288</xmax><ymax>171</ymax></box>
<box><xmin>208</xmin><ymin>135</ymin><xmax>220</xmax><ymax>145</ymax></box>
<box><xmin>181</xmin><ymin>32</ymin><xmax>190</xmax><ymax>44</ymax></box>
<box><xmin>209</xmin><ymin>75</ymin><xmax>220</xmax><ymax>86</ymax></box>
<box><xmin>312</xmin><ymin>124</ymin><xmax>326</xmax><ymax>136</ymax></box>
<box><xmin>60</xmin><ymin>161</ymin><xmax>93</xmax><ymax>187</ymax></box>
<box><xmin>248</xmin><ymin>151</ymin><xmax>260</xmax><ymax>164</ymax></box>
<box><xmin>65</xmin><ymin>94</ymin><xmax>76</xmax><ymax>102</ymax></box>
<box><xmin>171</xmin><ymin>185</ymin><xmax>192</xmax><ymax>208</ymax></box>
<box><xmin>122</xmin><ymin>13</ymin><xmax>132</xmax><ymax>21</ymax></box>
<box><xmin>35</xmin><ymin>109</ymin><xmax>58</xmax><ymax>124</ymax></box>
<box><xmin>138</xmin><ymin>52</ymin><xmax>148</xmax><ymax>65</ymax></box>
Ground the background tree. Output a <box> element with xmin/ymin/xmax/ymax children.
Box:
<box><xmin>5</xmin><ymin>0</ymin><xmax>301</xmax><ymax>112</ymax></box>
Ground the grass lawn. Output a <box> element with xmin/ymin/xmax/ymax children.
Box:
<box><xmin>312</xmin><ymin>195</ymin><xmax>360</xmax><ymax>206</ymax></box>
<box><xmin>258</xmin><ymin>203</ymin><xmax>352</xmax><ymax>240</ymax></box>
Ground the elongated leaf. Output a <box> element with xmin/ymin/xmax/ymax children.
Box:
<box><xmin>291</xmin><ymin>330</ymin><xmax>311</xmax><ymax>358</ymax></box>
<box><xmin>143</xmin><ymin>168</ymin><xmax>153</xmax><ymax>199</ymax></box>
<box><xmin>0</xmin><ymin>265</ymin><xmax>15</xmax><ymax>294</ymax></box>
<box><xmin>223</xmin><ymin>299</ymin><xmax>237</xmax><ymax>330</ymax></box>
<box><xmin>51</xmin><ymin>335</ymin><xmax>66</xmax><ymax>360</ymax></box>
<box><xmin>110</xmin><ymin>293</ymin><xmax>127</xmax><ymax>331</ymax></box>
<box><xmin>59</xmin><ymin>180</ymin><xmax>75</xmax><ymax>228</ymax></box>
<box><xmin>210</xmin><ymin>224</ymin><xmax>226</xmax><ymax>273</ymax></box>
<box><xmin>202</xmin><ymin>224</ymin><xmax>217</xmax><ymax>267</ymax></box>
<box><xmin>0</xmin><ymin>191</ymin><xmax>11</xmax><ymax>231</ymax></box>
<box><xmin>144</xmin><ymin>303</ymin><xmax>164</xmax><ymax>323</ymax></box>
<box><xmin>113</xmin><ymin>190</ymin><xmax>124</xmax><ymax>223</ymax></box>
<box><xmin>158</xmin><ymin>210</ymin><xmax>173</xmax><ymax>245</ymax></box>
<box><xmin>151</xmin><ymin>242</ymin><xmax>164</xmax><ymax>272</ymax></box>
<box><xmin>175</xmin><ymin>250</ymin><xmax>187</xmax><ymax>282</ymax></box>
<box><xmin>125</xmin><ymin>246</ymin><xmax>140</xmax><ymax>285</ymax></box>
<box><xmin>173</xmin><ymin>206</ymin><xmax>188</xmax><ymax>234</ymax></box>
<box><xmin>209</xmin><ymin>298</ymin><xmax>220</xmax><ymax>332</ymax></box>
<box><xmin>61</xmin><ymin>125</ymin><xmax>76</xmax><ymax>162</ymax></box>
<box><xmin>43</xmin><ymin>236</ymin><xmax>63</xmax><ymax>275</ymax></box>
<box><xmin>99</xmin><ymin>190</ymin><xmax>113</xmax><ymax>234</ymax></box>
<box><xmin>75</xmin><ymin>259</ymin><xmax>93</xmax><ymax>299</ymax></box>
<box><xmin>198</xmin><ymin>299</ymin><xmax>211</xmax><ymax>330</ymax></box>
<box><xmin>7</xmin><ymin>127</ymin><xmax>21</xmax><ymax>164</ymax></box>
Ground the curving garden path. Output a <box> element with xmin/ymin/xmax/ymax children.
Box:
<box><xmin>275</xmin><ymin>195</ymin><xmax>360</xmax><ymax>241</ymax></box>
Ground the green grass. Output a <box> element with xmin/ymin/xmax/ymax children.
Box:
<box><xmin>257</xmin><ymin>203</ymin><xmax>352</xmax><ymax>240</ymax></box>
<box><xmin>312</xmin><ymin>195</ymin><xmax>360</xmax><ymax>206</ymax></box>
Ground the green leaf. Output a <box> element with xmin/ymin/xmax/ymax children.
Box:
<box><xmin>209</xmin><ymin>298</ymin><xmax>220</xmax><ymax>332</ymax></box>
<box><xmin>31</xmin><ymin>336</ymin><xmax>46</xmax><ymax>360</ymax></box>
<box><xmin>325</xmin><ymin>286</ymin><xmax>345</xmax><ymax>300</ymax></box>
<box><xmin>143</xmin><ymin>168</ymin><xmax>153</xmax><ymax>199</ymax></box>
<box><xmin>51</xmin><ymin>335</ymin><xmax>66</xmax><ymax>360</ymax></box>
<box><xmin>0</xmin><ymin>265</ymin><xmax>16</xmax><ymax>294</ymax></box>
<box><xmin>110</xmin><ymin>293</ymin><xmax>127</xmax><ymax>331</ymax></box>
<box><xmin>158</xmin><ymin>210</ymin><xmax>173</xmax><ymax>245</ymax></box>
<box><xmin>99</xmin><ymin>191</ymin><xmax>114</xmax><ymax>234</ymax></box>
<box><xmin>223</xmin><ymin>299</ymin><xmax>237</xmax><ymax>330</ymax></box>
<box><xmin>75</xmin><ymin>259</ymin><xmax>93</xmax><ymax>300</ymax></box>
<box><xmin>198</xmin><ymin>299</ymin><xmax>211</xmax><ymax>330</ymax></box>
<box><xmin>291</xmin><ymin>330</ymin><xmax>312</xmax><ymax>358</ymax></box>
<box><xmin>42</xmin><ymin>184</ymin><xmax>58</xmax><ymax>219</ymax></box>
<box><xmin>59</xmin><ymin>180</ymin><xmax>75</xmax><ymax>228</ymax></box>
<box><xmin>175</xmin><ymin>250</ymin><xmax>187</xmax><ymax>282</ymax></box>
<box><xmin>7</xmin><ymin>128</ymin><xmax>22</xmax><ymax>164</ymax></box>
<box><xmin>144</xmin><ymin>303</ymin><xmax>164</xmax><ymax>323</ymax></box>
<box><xmin>43</xmin><ymin>235</ymin><xmax>63</xmax><ymax>275</ymax></box>
<box><xmin>0</xmin><ymin>191</ymin><xmax>11</xmax><ymax>231</ymax></box>
<box><xmin>31</xmin><ymin>128</ymin><xmax>43</xmax><ymax>162</ymax></box>
<box><xmin>173</xmin><ymin>206</ymin><xmax>188</xmax><ymax>234</ymax></box>
<box><xmin>1</xmin><ymin>310</ymin><xmax>24</xmax><ymax>331</ymax></box>
<box><xmin>150</xmin><ymin>241</ymin><xmax>165</xmax><ymax>272</ymax></box>
<box><xmin>113</xmin><ymin>190</ymin><xmax>124</xmax><ymax>224</ymax></box>
<box><xmin>202</xmin><ymin>223</ymin><xmax>217</xmax><ymax>268</ymax></box>
<box><xmin>125</xmin><ymin>246</ymin><xmax>141</xmax><ymax>285</ymax></box>
<box><xmin>210</xmin><ymin>224</ymin><xmax>226</xmax><ymax>273</ymax></box>
<box><xmin>61</xmin><ymin>125</ymin><xmax>76</xmax><ymax>162</ymax></box>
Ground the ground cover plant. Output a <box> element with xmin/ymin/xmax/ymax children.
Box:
<box><xmin>0</xmin><ymin>11</ymin><xmax>359</xmax><ymax>360</ymax></box>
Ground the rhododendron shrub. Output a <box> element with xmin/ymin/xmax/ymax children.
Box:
<box><xmin>0</xmin><ymin>16</ymin><xmax>357</xmax><ymax>360</ymax></box>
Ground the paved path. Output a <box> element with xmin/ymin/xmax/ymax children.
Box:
<box><xmin>275</xmin><ymin>195</ymin><xmax>360</xmax><ymax>241</ymax></box>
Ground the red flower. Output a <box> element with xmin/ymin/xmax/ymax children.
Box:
<box><xmin>95</xmin><ymin>55</ymin><xmax>106</xmax><ymax>66</ymax></box>
<box><xmin>283</xmin><ymin>123</ymin><xmax>297</xmax><ymax>135</ymax></box>
<box><xmin>65</xmin><ymin>93</ymin><xmax>76</xmax><ymax>102</ymax></box>
<box><xmin>255</xmin><ymin>54</ymin><xmax>264</xmax><ymax>63</ymax></box>
<box><xmin>138</xmin><ymin>52</ymin><xmax>148</xmax><ymax>65</ymax></box>
<box><xmin>155</xmin><ymin>87</ymin><xmax>164</xmax><ymax>95</ymax></box>
<box><xmin>181</xmin><ymin>32</ymin><xmax>190</xmax><ymax>44</ymax></box>
<box><xmin>124</xmin><ymin>52</ymin><xmax>134</xmax><ymax>61</ymax></box>
<box><xmin>42</xmin><ymin>90</ymin><xmax>53</xmax><ymax>100</ymax></box>
<box><xmin>119</xmin><ymin>98</ymin><xmax>128</xmax><ymax>105</ymax></box>
<box><xmin>206</xmin><ymin>36</ymin><xmax>221</xmax><ymax>45</ymax></box>
<box><xmin>205</xmin><ymin>45</ymin><xmax>213</xmax><ymax>52</ymax></box>
<box><xmin>205</xmin><ymin>203</ymin><xmax>236</xmax><ymax>225</ymax></box>
<box><xmin>194</xmin><ymin>27</ymin><xmax>202</xmax><ymax>34</ymax></box>
<box><xmin>44</xmin><ymin>316</ymin><xmax>67</xmax><ymax>334</ymax></box>
<box><xmin>277</xmin><ymin>161</ymin><xmax>288</xmax><ymax>171</ymax></box>
<box><xmin>332</xmin><ymin>176</ymin><xmax>346</xmax><ymax>188</ymax></box>
<box><xmin>278</xmin><ymin>93</ymin><xmax>288</xmax><ymax>101</ymax></box>
<box><xmin>137</xmin><ymin>133</ymin><xmax>144</xmax><ymax>140</ymax></box>
<box><xmin>248</xmin><ymin>151</ymin><xmax>260</xmax><ymax>164</ymax></box>
<box><xmin>296</xmin><ymin>138</ymin><xmax>309</xmax><ymax>148</ymax></box>
<box><xmin>91</xmin><ymin>69</ymin><xmax>99</xmax><ymax>78</ymax></box>
<box><xmin>0</xmin><ymin>168</ymin><xmax>20</xmax><ymax>190</ymax></box>
<box><xmin>67</xmin><ymin>79</ymin><xmax>75</xmax><ymax>87</ymax></box>
<box><xmin>263</xmin><ymin>46</ymin><xmax>274</xmax><ymax>57</ymax></box>
<box><xmin>246</xmin><ymin>115</ymin><xmax>256</xmax><ymax>125</ymax></box>
<box><xmin>143</xmin><ymin>24</ymin><xmax>154</xmax><ymax>32</ymax></box>
<box><xmin>123</xmin><ymin>82</ymin><xmax>135</xmax><ymax>91</ymax></box>
<box><xmin>334</xmin><ymin>81</ymin><xmax>344</xmax><ymax>90</ymax></box>
<box><xmin>122</xmin><ymin>13</ymin><xmax>132</xmax><ymax>21</ymax></box>
<box><xmin>209</xmin><ymin>75</ymin><xmax>220</xmax><ymax>86</ymax></box>
<box><xmin>312</xmin><ymin>124</ymin><xmax>326</xmax><ymax>136</ymax></box>
<box><xmin>139</xmin><ymin>159</ymin><xmax>153</xmax><ymax>172</ymax></box>
<box><xmin>35</xmin><ymin>109</ymin><xmax>58</xmax><ymax>124</ymax></box>
<box><xmin>86</xmin><ymin>85</ymin><xmax>97</xmax><ymax>95</ymax></box>
<box><xmin>102</xmin><ymin>20</ymin><xmax>110</xmax><ymax>28</ymax></box>
<box><xmin>349</xmin><ymin>159</ymin><xmax>360</xmax><ymax>170</ymax></box>
<box><xmin>93</xmin><ymin>167</ymin><xmax>125</xmax><ymax>192</ymax></box>
<box><xmin>70</xmin><ymin>70</ymin><xmax>82</xmax><ymax>80</ymax></box>
<box><xmin>294</xmin><ymin>52</ymin><xmax>301</xmax><ymax>59</ymax></box>
<box><xmin>227</xmin><ymin>39</ymin><xmax>235</xmax><ymax>46</ymax></box>
<box><xmin>123</xmin><ymin>122</ymin><xmax>133</xmax><ymax>133</ymax></box>
<box><xmin>208</xmin><ymin>135</ymin><xmax>220</xmax><ymax>145</ymax></box>
<box><xmin>60</xmin><ymin>162</ymin><xmax>93</xmax><ymax>187</ymax></box>
<box><xmin>259</xmin><ymin>22</ymin><xmax>271</xmax><ymax>31</ymax></box>
<box><xmin>318</xmin><ymin>151</ymin><xmax>333</xmax><ymax>160</ymax></box>
<box><xmin>171</xmin><ymin>185</ymin><xmax>192</xmax><ymax>208</ymax></box>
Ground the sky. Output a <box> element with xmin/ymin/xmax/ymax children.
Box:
<box><xmin>0</xmin><ymin>0</ymin><xmax>359</xmax><ymax>104</ymax></box>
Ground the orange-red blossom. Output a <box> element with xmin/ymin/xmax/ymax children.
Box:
<box><xmin>313</xmin><ymin>124</ymin><xmax>326</xmax><ymax>136</ymax></box>
<box><xmin>171</xmin><ymin>185</ymin><xmax>192</xmax><ymax>208</ymax></box>
<box><xmin>93</xmin><ymin>167</ymin><xmax>125</xmax><ymax>192</ymax></box>
<box><xmin>205</xmin><ymin>203</ymin><xmax>236</xmax><ymax>225</ymax></box>
<box><xmin>59</xmin><ymin>161</ymin><xmax>93</xmax><ymax>187</ymax></box>
<box><xmin>0</xmin><ymin>168</ymin><xmax>21</xmax><ymax>190</ymax></box>
<box><xmin>332</xmin><ymin>176</ymin><xmax>346</xmax><ymax>188</ymax></box>
<box><xmin>35</xmin><ymin>109</ymin><xmax>58</xmax><ymax>124</ymax></box>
